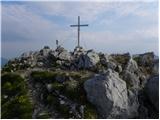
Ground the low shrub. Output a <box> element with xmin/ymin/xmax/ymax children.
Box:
<box><xmin>1</xmin><ymin>73</ymin><xmax>33</xmax><ymax>119</ymax></box>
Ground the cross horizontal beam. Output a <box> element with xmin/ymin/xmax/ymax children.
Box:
<box><xmin>70</xmin><ymin>24</ymin><xmax>89</xmax><ymax>27</ymax></box>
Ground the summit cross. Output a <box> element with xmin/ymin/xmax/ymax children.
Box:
<box><xmin>70</xmin><ymin>16</ymin><xmax>89</xmax><ymax>47</ymax></box>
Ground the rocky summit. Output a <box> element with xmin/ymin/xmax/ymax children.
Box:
<box><xmin>1</xmin><ymin>46</ymin><xmax>159</xmax><ymax>119</ymax></box>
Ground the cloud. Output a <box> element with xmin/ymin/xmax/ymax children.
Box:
<box><xmin>81</xmin><ymin>30</ymin><xmax>158</xmax><ymax>55</ymax></box>
<box><xmin>27</xmin><ymin>1</ymin><xmax>158</xmax><ymax>22</ymax></box>
<box><xmin>1</xmin><ymin>1</ymin><xmax>159</xmax><ymax>59</ymax></box>
<box><xmin>2</xmin><ymin>4</ymin><xmax>59</xmax><ymax>42</ymax></box>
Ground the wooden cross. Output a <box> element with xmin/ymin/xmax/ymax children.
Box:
<box><xmin>70</xmin><ymin>16</ymin><xmax>89</xmax><ymax>47</ymax></box>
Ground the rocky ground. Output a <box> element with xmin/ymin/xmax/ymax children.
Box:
<box><xmin>1</xmin><ymin>46</ymin><xmax>159</xmax><ymax>119</ymax></box>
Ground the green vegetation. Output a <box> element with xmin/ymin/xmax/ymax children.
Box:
<box><xmin>133</xmin><ymin>56</ymin><xmax>153</xmax><ymax>75</ymax></box>
<box><xmin>1</xmin><ymin>73</ymin><xmax>33</xmax><ymax>119</ymax></box>
<box><xmin>84</xmin><ymin>103</ymin><xmax>98</xmax><ymax>119</ymax></box>
<box><xmin>2</xmin><ymin>64</ymin><xmax>14</xmax><ymax>72</ymax></box>
<box><xmin>63</xmin><ymin>80</ymin><xmax>79</xmax><ymax>101</ymax></box>
<box><xmin>46</xmin><ymin>94</ymin><xmax>59</xmax><ymax>105</ymax></box>
<box><xmin>57</xmin><ymin>104</ymin><xmax>71</xmax><ymax>118</ymax></box>
<box><xmin>2</xmin><ymin>61</ymin><xmax>32</xmax><ymax>72</ymax></box>
<box><xmin>112</xmin><ymin>55</ymin><xmax>130</xmax><ymax>66</ymax></box>
<box><xmin>51</xmin><ymin>81</ymin><xmax>64</xmax><ymax>91</ymax></box>
<box><xmin>133</xmin><ymin>56</ymin><xmax>141</xmax><ymax>65</ymax></box>
<box><xmin>30</xmin><ymin>70</ymin><xmax>97</xmax><ymax>118</ymax></box>
<box><xmin>31</xmin><ymin>71</ymin><xmax>57</xmax><ymax>82</ymax></box>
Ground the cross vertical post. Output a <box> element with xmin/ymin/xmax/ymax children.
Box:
<box><xmin>56</xmin><ymin>40</ymin><xmax>58</xmax><ymax>48</ymax></box>
<box><xmin>70</xmin><ymin>16</ymin><xmax>89</xmax><ymax>48</ymax></box>
<box><xmin>78</xmin><ymin>16</ymin><xmax>80</xmax><ymax>47</ymax></box>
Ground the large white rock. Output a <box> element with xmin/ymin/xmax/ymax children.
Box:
<box><xmin>84</xmin><ymin>69</ymin><xmax>130</xmax><ymax>118</ymax></box>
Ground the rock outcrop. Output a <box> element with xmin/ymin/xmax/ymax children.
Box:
<box><xmin>84</xmin><ymin>69</ymin><xmax>139</xmax><ymax>118</ymax></box>
<box><xmin>122</xmin><ymin>58</ymin><xmax>140</xmax><ymax>89</ymax></box>
<box><xmin>2</xmin><ymin>46</ymin><xmax>159</xmax><ymax>119</ymax></box>
<box><xmin>77</xmin><ymin>49</ymin><xmax>100</xmax><ymax>69</ymax></box>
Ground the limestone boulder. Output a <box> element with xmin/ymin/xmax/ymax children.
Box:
<box><xmin>77</xmin><ymin>50</ymin><xmax>100</xmax><ymax>69</ymax></box>
<box><xmin>84</xmin><ymin>69</ymin><xmax>129</xmax><ymax>118</ymax></box>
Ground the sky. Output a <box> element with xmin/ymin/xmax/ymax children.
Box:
<box><xmin>1</xmin><ymin>0</ymin><xmax>159</xmax><ymax>59</ymax></box>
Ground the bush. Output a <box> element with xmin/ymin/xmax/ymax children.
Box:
<box><xmin>31</xmin><ymin>71</ymin><xmax>57</xmax><ymax>83</ymax></box>
<box><xmin>46</xmin><ymin>94</ymin><xmax>59</xmax><ymax>106</ymax></box>
<box><xmin>51</xmin><ymin>81</ymin><xmax>64</xmax><ymax>91</ymax></box>
<box><xmin>57</xmin><ymin>104</ymin><xmax>71</xmax><ymax>118</ymax></box>
<box><xmin>1</xmin><ymin>73</ymin><xmax>33</xmax><ymax>119</ymax></box>
<box><xmin>2</xmin><ymin>73</ymin><xmax>26</xmax><ymax>98</ymax></box>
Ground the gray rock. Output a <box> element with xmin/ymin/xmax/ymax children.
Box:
<box><xmin>21</xmin><ymin>51</ymin><xmax>35</xmax><ymax>59</ymax></box>
<box><xmin>84</xmin><ymin>69</ymin><xmax>129</xmax><ymax>118</ymax></box>
<box><xmin>58</xmin><ymin>50</ymin><xmax>71</xmax><ymax>61</ymax></box>
<box><xmin>122</xmin><ymin>58</ymin><xmax>140</xmax><ymax>89</ymax></box>
<box><xmin>77</xmin><ymin>50</ymin><xmax>100</xmax><ymax>69</ymax></box>
<box><xmin>145</xmin><ymin>75</ymin><xmax>159</xmax><ymax>111</ymax></box>
<box><xmin>37</xmin><ymin>62</ymin><xmax>44</xmax><ymax>67</ymax></box>
<box><xmin>122</xmin><ymin>70</ymin><xmax>139</xmax><ymax>89</ymax></box>
<box><xmin>139</xmin><ymin>75</ymin><xmax>147</xmax><ymax>88</ymax></box>
<box><xmin>107</xmin><ymin>61</ymin><xmax>117</xmax><ymax>70</ymax></box>
<box><xmin>125</xmin><ymin>58</ymin><xmax>138</xmax><ymax>74</ymax></box>
<box><xmin>21</xmin><ymin>52</ymin><xmax>30</xmax><ymax>58</ymax></box>
<box><xmin>46</xmin><ymin>84</ymin><xmax>53</xmax><ymax>92</ymax></box>
<box><xmin>141</xmin><ymin>52</ymin><xmax>154</xmax><ymax>66</ymax></box>
<box><xmin>49</xmin><ymin>46</ymin><xmax>71</xmax><ymax>61</ymax></box>
<box><xmin>99</xmin><ymin>53</ymin><xmax>118</xmax><ymax>70</ymax></box>
<box><xmin>56</xmin><ymin>60</ymin><xmax>63</xmax><ymax>65</ymax></box>
<box><xmin>100</xmin><ymin>53</ymin><xmax>111</xmax><ymax>65</ymax></box>
<box><xmin>48</xmin><ymin>50</ymin><xmax>57</xmax><ymax>59</ymax></box>
<box><xmin>127</xmin><ymin>88</ymin><xmax>139</xmax><ymax>118</ymax></box>
<box><xmin>40</xmin><ymin>47</ymin><xmax>51</xmax><ymax>56</ymax></box>
<box><xmin>73</xmin><ymin>46</ymin><xmax>85</xmax><ymax>58</ymax></box>
<box><xmin>115</xmin><ymin>65</ymin><xmax>122</xmax><ymax>73</ymax></box>
<box><xmin>80</xmin><ymin>105</ymin><xmax>84</xmax><ymax>118</ymax></box>
<box><xmin>56</xmin><ymin>46</ymin><xmax>65</xmax><ymax>53</ymax></box>
<box><xmin>60</xmin><ymin>100</ymin><xmax>65</xmax><ymax>105</ymax></box>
